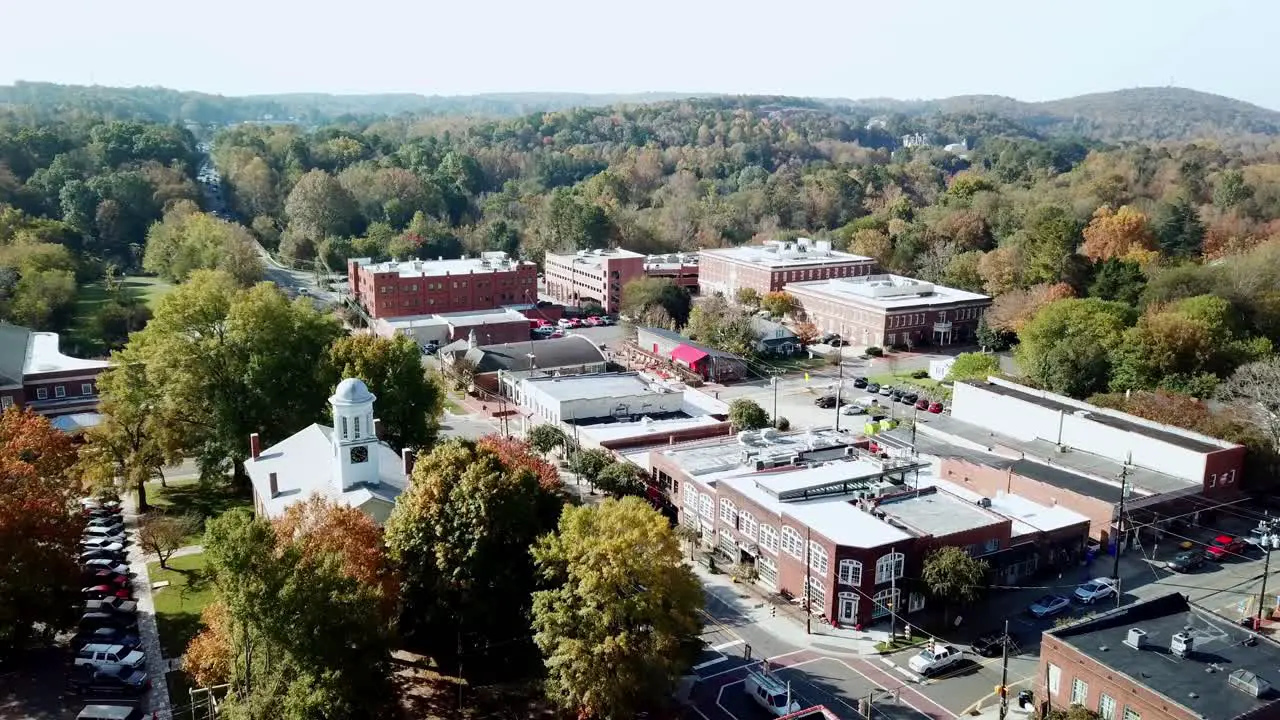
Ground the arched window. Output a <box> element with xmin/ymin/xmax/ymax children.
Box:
<box><xmin>875</xmin><ymin>551</ymin><xmax>904</xmax><ymax>584</ymax></box>
<box><xmin>838</xmin><ymin>559</ymin><xmax>863</xmax><ymax>586</ymax></box>
<box><xmin>759</xmin><ymin>525</ymin><xmax>779</xmax><ymax>554</ymax></box>
<box><xmin>808</xmin><ymin>541</ymin><xmax>828</xmax><ymax>575</ymax></box>
<box><xmin>341</xmin><ymin>416</ymin><xmax>349</xmax><ymax>440</ymax></box>
<box><xmin>781</xmin><ymin>526</ymin><xmax>804</xmax><ymax>559</ymax></box>
<box><xmin>871</xmin><ymin>588</ymin><xmax>900</xmax><ymax>619</ymax></box>
<box><xmin>739</xmin><ymin>512</ymin><xmax>758</xmax><ymax>540</ymax></box>
<box><xmin>353</xmin><ymin>416</ymin><xmax>361</xmax><ymax>440</ymax></box>
<box><xmin>683</xmin><ymin>484</ymin><xmax>698</xmax><ymax>509</ymax></box>
<box><xmin>699</xmin><ymin>494</ymin><xmax>713</xmax><ymax>520</ymax></box>
<box><xmin>719</xmin><ymin>498</ymin><xmax>737</xmax><ymax>527</ymax></box>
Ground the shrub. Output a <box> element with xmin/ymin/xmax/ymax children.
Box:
<box><xmin>911</xmin><ymin>369</ymin><xmax>928</xmax><ymax>379</ymax></box>
<box><xmin>866</xmin><ymin>346</ymin><xmax>884</xmax><ymax>357</ymax></box>
<box><xmin>775</xmin><ymin>416</ymin><xmax>791</xmax><ymax>431</ymax></box>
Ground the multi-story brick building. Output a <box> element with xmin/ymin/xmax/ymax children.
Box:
<box><xmin>648</xmin><ymin>428</ymin><xmax>1086</xmax><ymax>628</ymax></box>
<box><xmin>786</xmin><ymin>274</ymin><xmax>991</xmax><ymax>349</ymax></box>
<box><xmin>543</xmin><ymin>248</ymin><xmax>646</xmax><ymax>314</ymax></box>
<box><xmin>643</xmin><ymin>252</ymin><xmax>700</xmax><ymax>292</ymax></box>
<box><xmin>920</xmin><ymin>377</ymin><xmax>1247</xmax><ymax>545</ymax></box>
<box><xmin>1039</xmin><ymin>592</ymin><xmax>1280</xmax><ymax>720</ymax></box>
<box><xmin>0</xmin><ymin>324</ymin><xmax>109</xmax><ymax>419</ymax></box>
<box><xmin>698</xmin><ymin>239</ymin><xmax>878</xmax><ymax>298</ymax></box>
<box><xmin>349</xmin><ymin>252</ymin><xmax>538</xmax><ymax>320</ymax></box>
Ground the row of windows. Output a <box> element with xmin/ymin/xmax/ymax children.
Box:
<box><xmin>378</xmin><ymin>277</ymin><xmax>534</xmax><ymax>293</ymax></box>
<box><xmin>33</xmin><ymin>383</ymin><xmax>95</xmax><ymax>401</ymax></box>
<box><xmin>776</xmin><ymin>264</ymin><xmax>874</xmax><ymax>284</ymax></box>
<box><xmin>1047</xmin><ymin>665</ymin><xmax>1140</xmax><ymax>720</ymax></box>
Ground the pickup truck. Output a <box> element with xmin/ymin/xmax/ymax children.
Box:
<box><xmin>908</xmin><ymin>643</ymin><xmax>964</xmax><ymax>676</ymax></box>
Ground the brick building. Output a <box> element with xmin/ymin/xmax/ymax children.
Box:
<box><xmin>919</xmin><ymin>377</ymin><xmax>1247</xmax><ymax>545</ymax></box>
<box><xmin>1039</xmin><ymin>592</ymin><xmax>1280</xmax><ymax>720</ymax></box>
<box><xmin>543</xmin><ymin>248</ymin><xmax>646</xmax><ymax>314</ymax></box>
<box><xmin>648</xmin><ymin>428</ymin><xmax>1084</xmax><ymax>628</ymax></box>
<box><xmin>0</xmin><ymin>324</ymin><xmax>109</xmax><ymax>419</ymax></box>
<box><xmin>698</xmin><ymin>239</ymin><xmax>878</xmax><ymax>298</ymax></box>
<box><xmin>785</xmin><ymin>274</ymin><xmax>991</xmax><ymax>349</ymax></box>
<box><xmin>349</xmin><ymin>252</ymin><xmax>538</xmax><ymax>320</ymax></box>
<box><xmin>643</xmin><ymin>252</ymin><xmax>700</xmax><ymax>292</ymax></box>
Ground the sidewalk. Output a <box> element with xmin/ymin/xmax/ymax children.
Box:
<box><xmin>121</xmin><ymin>494</ymin><xmax>172</xmax><ymax>718</ymax></box>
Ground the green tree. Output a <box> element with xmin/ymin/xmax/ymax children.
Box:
<box><xmin>1153</xmin><ymin>196</ymin><xmax>1205</xmax><ymax>258</ymax></box>
<box><xmin>109</xmin><ymin>270</ymin><xmax>343</xmax><ymax>482</ymax></box>
<box><xmin>946</xmin><ymin>352</ymin><xmax>1001</xmax><ymax>382</ymax></box>
<box><xmin>735</xmin><ymin>287</ymin><xmax>761</xmax><ymax>308</ymax></box>
<box><xmin>685</xmin><ymin>294</ymin><xmax>757</xmax><ymax>357</ymax></box>
<box><xmin>1213</xmin><ymin>169</ymin><xmax>1253</xmax><ymax>210</ymax></box>
<box><xmin>326</xmin><ymin>334</ymin><xmax>443</xmax><ymax>451</ymax></box>
<box><xmin>921</xmin><ymin>546</ymin><xmax>988</xmax><ymax>623</ymax></box>
<box><xmin>1016</xmin><ymin>298</ymin><xmax>1136</xmax><ymax>398</ymax></box>
<box><xmin>527</xmin><ymin>424</ymin><xmax>570</xmax><ymax>455</ymax></box>
<box><xmin>595</xmin><ymin>461</ymin><xmax>649</xmax><ymax>499</ymax></box>
<box><xmin>620</xmin><ymin>277</ymin><xmax>692</xmax><ymax>326</ymax></box>
<box><xmin>384</xmin><ymin>439</ymin><xmax>562</xmax><ymax>655</ymax></box>
<box><xmin>1088</xmin><ymin>259</ymin><xmax>1146</xmax><ymax>305</ymax></box>
<box><xmin>143</xmin><ymin>203</ymin><xmax>263</xmax><ymax>285</ymax></box>
<box><xmin>569</xmin><ymin>447</ymin><xmax>614</xmax><ymax>491</ymax></box>
<box><xmin>728</xmin><ymin>398</ymin><xmax>771</xmax><ymax>431</ymax></box>
<box><xmin>532</xmin><ymin>498</ymin><xmax>702</xmax><ymax>720</ymax></box>
<box><xmin>1020</xmin><ymin>205</ymin><xmax>1083</xmax><ymax>286</ymax></box>
<box><xmin>284</xmin><ymin>168</ymin><xmax>358</xmax><ymax>247</ymax></box>
<box><xmin>759</xmin><ymin>291</ymin><xmax>798</xmax><ymax>318</ymax></box>
<box><xmin>541</xmin><ymin>188</ymin><xmax>612</xmax><ymax>252</ymax></box>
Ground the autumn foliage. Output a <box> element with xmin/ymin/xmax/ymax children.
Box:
<box><xmin>184</xmin><ymin>601</ymin><xmax>233</xmax><ymax>687</ymax></box>
<box><xmin>1081</xmin><ymin>205</ymin><xmax>1157</xmax><ymax>262</ymax></box>
<box><xmin>478</xmin><ymin>435</ymin><xmax>563</xmax><ymax>491</ymax></box>
<box><xmin>987</xmin><ymin>282</ymin><xmax>1075</xmax><ymax>332</ymax></box>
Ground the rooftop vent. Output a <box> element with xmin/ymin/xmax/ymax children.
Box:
<box><xmin>1228</xmin><ymin>669</ymin><xmax>1271</xmax><ymax>698</ymax></box>
<box><xmin>1124</xmin><ymin>628</ymin><xmax>1148</xmax><ymax>650</ymax></box>
<box><xmin>1171</xmin><ymin>631</ymin><xmax>1193</xmax><ymax>657</ymax></box>
<box><xmin>977</xmin><ymin>497</ymin><xmax>992</xmax><ymax>508</ymax></box>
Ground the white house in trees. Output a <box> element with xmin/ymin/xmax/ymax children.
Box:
<box><xmin>246</xmin><ymin>378</ymin><xmax>412</xmax><ymax>525</ymax></box>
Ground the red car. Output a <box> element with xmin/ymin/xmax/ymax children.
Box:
<box><xmin>567</xmin><ymin>318</ymin><xmax>583</xmax><ymax>327</ymax></box>
<box><xmin>1206</xmin><ymin>535</ymin><xmax>1244</xmax><ymax>560</ymax></box>
<box><xmin>85</xmin><ymin>569</ymin><xmax>130</xmax><ymax>587</ymax></box>
<box><xmin>928</xmin><ymin>402</ymin><xmax>943</xmax><ymax>414</ymax></box>
<box><xmin>83</xmin><ymin>584</ymin><xmax>132</xmax><ymax>600</ymax></box>
<box><xmin>549</xmin><ymin>329</ymin><xmax>565</xmax><ymax>338</ymax></box>
<box><xmin>585</xmin><ymin>316</ymin><xmax>602</xmax><ymax>326</ymax></box>
<box><xmin>914</xmin><ymin>398</ymin><xmax>930</xmax><ymax>410</ymax></box>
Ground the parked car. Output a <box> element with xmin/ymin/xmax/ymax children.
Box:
<box><xmin>548</xmin><ymin>329</ymin><xmax>565</xmax><ymax>338</ymax></box>
<box><xmin>82</xmin><ymin>538</ymin><xmax>125</xmax><ymax>552</ymax></box>
<box><xmin>84</xmin><ymin>527</ymin><xmax>126</xmax><ymax>541</ymax></box>
<box><xmin>814</xmin><ymin>395</ymin><xmax>840</xmax><ymax>409</ymax></box>
<box><xmin>1073</xmin><ymin>577</ymin><xmax>1117</xmax><ymax>604</ymax></box>
<box><xmin>829</xmin><ymin>338</ymin><xmax>846</xmax><ymax>347</ymax></box>
<box><xmin>75</xmin><ymin>704</ymin><xmax>144</xmax><ymax>720</ymax></box>
<box><xmin>840</xmin><ymin>404</ymin><xmax>865</xmax><ymax>416</ymax></box>
<box><xmin>852</xmin><ymin>377</ymin><xmax>868</xmax><ymax>388</ymax></box>
<box><xmin>744</xmin><ymin>670</ymin><xmax>803</xmax><ymax>717</ymax></box>
<box><xmin>585</xmin><ymin>316</ymin><xmax>602</xmax><ymax>326</ymax></box>
<box><xmin>914</xmin><ymin>398</ymin><xmax>930</xmax><ymax>411</ymax></box>
<box><xmin>1206</xmin><ymin>535</ymin><xmax>1245</xmax><ymax>560</ymax></box>
<box><xmin>971</xmin><ymin>630</ymin><xmax>1018</xmax><ymax>658</ymax></box>
<box><xmin>87</xmin><ymin>516</ymin><xmax>124</xmax><ymax>529</ymax></box>
<box><xmin>78</xmin><ymin>612</ymin><xmax>138</xmax><ymax>632</ymax></box>
<box><xmin>80</xmin><ymin>498</ymin><xmax>122</xmax><ymax>513</ymax></box>
<box><xmin>83</xmin><ymin>569</ymin><xmax>130</xmax><ymax>586</ymax></box>
<box><xmin>86</xmin><ymin>597</ymin><xmax>137</xmax><ymax>615</ymax></box>
<box><xmin>908</xmin><ymin>643</ymin><xmax>964</xmax><ymax>675</ymax></box>
<box><xmin>1028</xmin><ymin>594</ymin><xmax>1071</xmax><ymax>618</ymax></box>
<box><xmin>598</xmin><ymin>316</ymin><xmax>616</xmax><ymax>325</ymax></box>
<box><xmin>1167</xmin><ymin>549</ymin><xmax>1206</xmax><ymax>572</ymax></box>
<box><xmin>67</xmin><ymin>663</ymin><xmax>149</xmax><ymax>696</ymax></box>
<box><xmin>865</xmin><ymin>383</ymin><xmax>881</xmax><ymax>394</ymax></box>
<box><xmin>71</xmin><ymin>627</ymin><xmax>140</xmax><ymax>652</ymax></box>
<box><xmin>83</xmin><ymin>585</ymin><xmax>132</xmax><ymax>600</ymax></box>
<box><xmin>75</xmin><ymin>644</ymin><xmax>146</xmax><ymax>670</ymax></box>
<box><xmin>533</xmin><ymin>325</ymin><xmax>555</xmax><ymax>337</ymax></box>
<box><xmin>878</xmin><ymin>385</ymin><xmax>893</xmax><ymax>397</ymax></box>
<box><xmin>421</xmin><ymin>342</ymin><xmax>439</xmax><ymax>355</ymax></box>
<box><xmin>928</xmin><ymin>402</ymin><xmax>944</xmax><ymax>413</ymax></box>
<box><xmin>556</xmin><ymin>318</ymin><xmax>573</xmax><ymax>329</ymax></box>
<box><xmin>80</xmin><ymin>549</ymin><xmax>126</xmax><ymax>563</ymax></box>
<box><xmin>901</xmin><ymin>392</ymin><xmax>918</xmax><ymax>405</ymax></box>
<box><xmin>82</xmin><ymin>560</ymin><xmax>131</xmax><ymax>575</ymax></box>
<box><xmin>567</xmin><ymin>317</ymin><xmax>583</xmax><ymax>327</ymax></box>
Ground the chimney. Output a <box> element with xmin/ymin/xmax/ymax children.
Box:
<box><xmin>402</xmin><ymin>448</ymin><xmax>415</xmax><ymax>476</ymax></box>
<box><xmin>373</xmin><ymin>418</ymin><xmax>383</xmax><ymax>440</ymax></box>
<box><xmin>249</xmin><ymin>432</ymin><xmax>261</xmax><ymax>460</ymax></box>
<box><xmin>268</xmin><ymin>472</ymin><xmax>279</xmax><ymax>498</ymax></box>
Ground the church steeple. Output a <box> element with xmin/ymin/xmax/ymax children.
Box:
<box><xmin>330</xmin><ymin>378</ymin><xmax>379</xmax><ymax>491</ymax></box>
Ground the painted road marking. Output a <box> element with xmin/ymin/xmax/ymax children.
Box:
<box><xmin>694</xmin><ymin>656</ymin><xmax>728</xmax><ymax>671</ymax></box>
<box><xmin>713</xmin><ymin>639</ymin><xmax>745</xmax><ymax>651</ymax></box>
<box><xmin>894</xmin><ymin>665</ymin><xmax>921</xmax><ymax>682</ymax></box>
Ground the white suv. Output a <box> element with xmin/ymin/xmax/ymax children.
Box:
<box><xmin>75</xmin><ymin>643</ymin><xmax>146</xmax><ymax>669</ymax></box>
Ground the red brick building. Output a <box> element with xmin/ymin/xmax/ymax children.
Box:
<box><xmin>698</xmin><ymin>239</ymin><xmax>878</xmax><ymax>298</ymax></box>
<box><xmin>786</xmin><ymin>274</ymin><xmax>991</xmax><ymax>349</ymax></box>
<box><xmin>643</xmin><ymin>252</ymin><xmax>700</xmax><ymax>292</ymax></box>
<box><xmin>1039</xmin><ymin>593</ymin><xmax>1280</xmax><ymax>720</ymax></box>
<box><xmin>543</xmin><ymin>248</ymin><xmax>646</xmax><ymax>314</ymax></box>
<box><xmin>349</xmin><ymin>252</ymin><xmax>538</xmax><ymax>320</ymax></box>
<box><xmin>0</xmin><ymin>324</ymin><xmax>109</xmax><ymax>419</ymax></box>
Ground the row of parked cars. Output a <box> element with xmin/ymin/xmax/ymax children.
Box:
<box><xmin>68</xmin><ymin>499</ymin><xmax>151</xmax><ymax>707</ymax></box>
<box><xmin>814</xmin><ymin>378</ymin><xmax>946</xmax><ymax>415</ymax></box>
<box><xmin>531</xmin><ymin>315</ymin><xmax>615</xmax><ymax>338</ymax></box>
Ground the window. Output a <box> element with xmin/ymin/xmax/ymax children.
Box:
<box><xmin>1047</xmin><ymin>664</ymin><xmax>1061</xmax><ymax>696</ymax></box>
<box><xmin>808</xmin><ymin>541</ymin><xmax>828</xmax><ymax>575</ymax></box>
<box><xmin>982</xmin><ymin>537</ymin><xmax>1000</xmax><ymax>554</ymax></box>
<box><xmin>1098</xmin><ymin>694</ymin><xmax>1116</xmax><ymax>720</ymax></box>
<box><xmin>81</xmin><ymin>383</ymin><xmax>94</xmax><ymax>396</ymax></box>
<box><xmin>875</xmin><ymin>552</ymin><xmax>904</xmax><ymax>584</ymax></box>
<box><xmin>353</xmin><ymin>416</ymin><xmax>361</xmax><ymax>439</ymax></box>
<box><xmin>341</xmin><ymin>416</ymin><xmax>349</xmax><ymax>439</ymax></box>
<box><xmin>683</xmin><ymin>484</ymin><xmax>698</xmax><ymax>509</ymax></box>
<box><xmin>740</xmin><ymin>512</ymin><xmax>758</xmax><ymax>540</ymax></box>
<box><xmin>54</xmin><ymin>385</ymin><xmax>66</xmax><ymax>398</ymax></box>
<box><xmin>36</xmin><ymin>387</ymin><xmax>48</xmax><ymax>400</ymax></box>
<box><xmin>871</xmin><ymin>588</ymin><xmax>899</xmax><ymax>619</ymax></box>
<box><xmin>806</xmin><ymin>576</ymin><xmax>826</xmax><ymax>606</ymax></box>
<box><xmin>908</xmin><ymin>592</ymin><xmax>925</xmax><ymax>612</ymax></box>
<box><xmin>757</xmin><ymin>554</ymin><xmax>778</xmax><ymax>587</ymax></box>
<box><xmin>838</xmin><ymin>559</ymin><xmax>862</xmax><ymax>586</ymax></box>
<box><xmin>719</xmin><ymin>498</ymin><xmax>737</xmax><ymax>527</ymax></box>
<box><xmin>0</xmin><ymin>396</ymin><xmax>11</xmax><ymax>409</ymax></box>
<box><xmin>1071</xmin><ymin>678</ymin><xmax>1088</xmax><ymax>705</ymax></box>
<box><xmin>699</xmin><ymin>494</ymin><xmax>713</xmax><ymax>520</ymax></box>
<box><xmin>759</xmin><ymin>525</ymin><xmax>779</xmax><ymax>554</ymax></box>
<box><xmin>781</xmin><ymin>526</ymin><xmax>804</xmax><ymax>560</ymax></box>
<box><xmin>1122</xmin><ymin>708</ymin><xmax>1140</xmax><ymax>720</ymax></box>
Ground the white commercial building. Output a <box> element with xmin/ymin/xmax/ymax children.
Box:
<box><xmin>520</xmin><ymin>372</ymin><xmax>684</xmax><ymax>424</ymax></box>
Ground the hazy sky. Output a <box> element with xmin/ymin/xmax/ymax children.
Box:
<box><xmin>4</xmin><ymin>0</ymin><xmax>1277</xmax><ymax>108</ymax></box>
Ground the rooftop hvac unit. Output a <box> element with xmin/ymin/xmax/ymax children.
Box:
<box><xmin>977</xmin><ymin>497</ymin><xmax>992</xmax><ymax>508</ymax></box>
<box><xmin>1228</xmin><ymin>669</ymin><xmax>1270</xmax><ymax>698</ymax></box>
<box><xmin>1124</xmin><ymin>628</ymin><xmax>1147</xmax><ymax>650</ymax></box>
<box><xmin>1171</xmin><ymin>631</ymin><xmax>1193</xmax><ymax>657</ymax></box>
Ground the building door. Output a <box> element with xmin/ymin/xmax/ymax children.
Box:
<box><xmin>837</xmin><ymin>592</ymin><xmax>859</xmax><ymax>624</ymax></box>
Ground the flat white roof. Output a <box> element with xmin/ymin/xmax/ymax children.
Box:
<box><xmin>545</xmin><ymin>248</ymin><xmax>644</xmax><ymax>267</ymax></box>
<box><xmin>637</xmin><ymin>373</ymin><xmax>730</xmax><ymax>416</ymax></box>
<box><xmin>787</xmin><ymin>274</ymin><xmax>990</xmax><ymax>310</ymax></box>
<box><xmin>24</xmin><ymin>332</ymin><xmax>109</xmax><ymax>374</ymax></box>
<box><xmin>718</xmin><ymin>474</ymin><xmax>911</xmax><ymax>548</ymax></box>
<box><xmin>377</xmin><ymin>315</ymin><xmax>450</xmax><ymax>330</ymax></box>
<box><xmin>701</xmin><ymin>240</ymin><xmax>872</xmax><ymax>269</ymax></box>
<box><xmin>524</xmin><ymin>372</ymin><xmax>670</xmax><ymax>402</ymax></box>
<box><xmin>353</xmin><ymin>252</ymin><xmax>529</xmax><ymax>278</ymax></box>
<box><xmin>753</xmin><ymin>458</ymin><xmax>892</xmax><ymax>495</ymax></box>
<box><xmin>580</xmin><ymin>414</ymin><xmax>723</xmax><ymax>443</ymax></box>
<box><xmin>441</xmin><ymin>308</ymin><xmax>530</xmax><ymax>326</ymax></box>
<box><xmin>919</xmin><ymin>477</ymin><xmax>1090</xmax><ymax>536</ymax></box>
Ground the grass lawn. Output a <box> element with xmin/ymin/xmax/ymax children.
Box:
<box><xmin>149</xmin><ymin>552</ymin><xmax>214</xmax><ymax>658</ymax></box>
<box><xmin>69</xmin><ymin>275</ymin><xmax>175</xmax><ymax>355</ymax></box>
<box><xmin>146</xmin><ymin>478</ymin><xmax>252</xmax><ymax>546</ymax></box>
<box><xmin>762</xmin><ymin>353</ymin><xmax>830</xmax><ymax>374</ymax></box>
<box><xmin>874</xmin><ymin>632</ymin><xmax>929</xmax><ymax>653</ymax></box>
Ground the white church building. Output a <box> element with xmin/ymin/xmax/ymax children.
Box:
<box><xmin>246</xmin><ymin>378</ymin><xmax>412</xmax><ymax>525</ymax></box>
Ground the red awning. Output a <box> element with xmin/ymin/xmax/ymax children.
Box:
<box><xmin>670</xmin><ymin>344</ymin><xmax>709</xmax><ymax>366</ymax></box>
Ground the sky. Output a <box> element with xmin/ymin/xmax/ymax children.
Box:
<box><xmin>4</xmin><ymin>0</ymin><xmax>1278</xmax><ymax>109</ymax></box>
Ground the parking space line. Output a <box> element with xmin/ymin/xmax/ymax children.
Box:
<box><xmin>713</xmin><ymin>639</ymin><xmax>745</xmax><ymax>651</ymax></box>
<box><xmin>694</xmin><ymin>656</ymin><xmax>729</xmax><ymax>671</ymax></box>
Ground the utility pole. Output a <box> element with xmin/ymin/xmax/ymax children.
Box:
<box><xmin>834</xmin><ymin>346</ymin><xmax>844</xmax><ymax>432</ymax></box>
<box><xmin>889</xmin><ymin>545</ymin><xmax>897</xmax><ymax>640</ymax></box>
<box><xmin>805</xmin><ymin>525</ymin><xmax>812</xmax><ymax>635</ymax></box>
<box><xmin>1257</xmin><ymin>526</ymin><xmax>1273</xmax><ymax>629</ymax></box>
<box><xmin>998</xmin><ymin>618</ymin><xmax>1010</xmax><ymax>720</ymax></box>
<box><xmin>1112</xmin><ymin>460</ymin><xmax>1130</xmax><ymax>608</ymax></box>
<box><xmin>771</xmin><ymin>373</ymin><xmax>779</xmax><ymax>427</ymax></box>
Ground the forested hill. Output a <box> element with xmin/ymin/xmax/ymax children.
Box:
<box><xmin>2</xmin><ymin>81</ymin><xmax>1278</xmax><ymax>141</ymax></box>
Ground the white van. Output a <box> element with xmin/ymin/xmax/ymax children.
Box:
<box><xmin>744</xmin><ymin>670</ymin><xmax>803</xmax><ymax>716</ymax></box>
<box><xmin>854</xmin><ymin>395</ymin><xmax>882</xmax><ymax>409</ymax></box>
